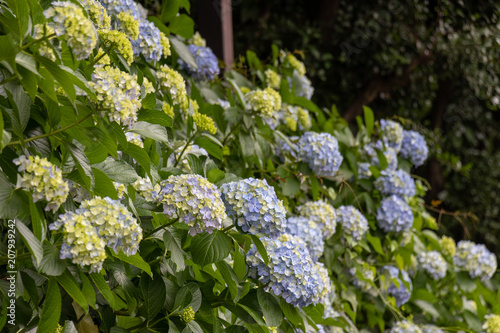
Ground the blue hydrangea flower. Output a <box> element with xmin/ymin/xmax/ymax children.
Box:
<box><xmin>454</xmin><ymin>241</ymin><xmax>497</xmax><ymax>281</ymax></box>
<box><xmin>99</xmin><ymin>0</ymin><xmax>141</xmax><ymax>20</ymax></box>
<box><xmin>421</xmin><ymin>325</ymin><xmax>443</xmax><ymax>333</ymax></box>
<box><xmin>298</xmin><ymin>132</ymin><xmax>343</xmax><ymax>177</ymax></box>
<box><xmin>288</xmin><ymin>72</ymin><xmax>314</xmax><ymax>99</ymax></box>
<box><xmin>357</xmin><ymin>162</ymin><xmax>372</xmax><ymax>179</ymax></box>
<box><xmin>220</xmin><ymin>178</ymin><xmax>287</xmax><ymax>238</ymax></box>
<box><xmin>285</xmin><ymin>216</ymin><xmax>325</xmax><ymax>261</ymax></box>
<box><xmin>246</xmin><ymin>234</ymin><xmax>324</xmax><ymax>307</ymax></box>
<box><xmin>276</xmin><ymin>136</ymin><xmax>299</xmax><ymax>162</ymax></box>
<box><xmin>418</xmin><ymin>251</ymin><xmax>447</xmax><ymax>280</ymax></box>
<box><xmin>154</xmin><ymin>174</ymin><xmax>227</xmax><ymax>236</ymax></box>
<box><xmin>131</xmin><ymin>19</ymin><xmax>163</xmax><ymax>62</ymax></box>
<box><xmin>296</xmin><ymin>200</ymin><xmax>337</xmax><ymax>239</ymax></box>
<box><xmin>179</xmin><ymin>45</ymin><xmax>220</xmax><ymax>81</ymax></box>
<box><xmin>380</xmin><ymin>119</ymin><xmax>404</xmax><ymax>152</ymax></box>
<box><xmin>336</xmin><ymin>206</ymin><xmax>369</xmax><ymax>242</ymax></box>
<box><xmin>382</xmin><ymin>265</ymin><xmax>412</xmax><ymax>307</ymax></box>
<box><xmin>400</xmin><ymin>130</ymin><xmax>429</xmax><ymax>167</ymax></box>
<box><xmin>375</xmin><ymin>169</ymin><xmax>416</xmax><ymax>198</ymax></box>
<box><xmin>376</xmin><ymin>195</ymin><xmax>413</xmax><ymax>233</ymax></box>
<box><xmin>389</xmin><ymin>321</ymin><xmax>423</xmax><ymax>333</ymax></box>
<box><xmin>364</xmin><ymin>140</ymin><xmax>398</xmax><ymax>171</ymax></box>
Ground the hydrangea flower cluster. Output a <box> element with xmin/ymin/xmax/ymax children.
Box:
<box><xmin>44</xmin><ymin>1</ymin><xmax>97</xmax><ymax>60</ymax></box>
<box><xmin>375</xmin><ymin>169</ymin><xmax>416</xmax><ymax>198</ymax></box>
<box><xmin>90</xmin><ymin>66</ymin><xmax>141</xmax><ymax>127</ymax></box>
<box><xmin>483</xmin><ymin>314</ymin><xmax>500</xmax><ymax>333</ymax></box>
<box><xmin>439</xmin><ymin>236</ymin><xmax>456</xmax><ymax>257</ymax></box>
<box><xmin>351</xmin><ymin>264</ymin><xmax>376</xmax><ymax>293</ymax></box>
<box><xmin>131</xmin><ymin>19</ymin><xmax>163</xmax><ymax>62</ymax></box>
<box><xmin>383</xmin><ymin>265</ymin><xmax>412</xmax><ymax>307</ymax></box>
<box><xmin>288</xmin><ymin>74</ymin><xmax>314</xmax><ymax>99</ymax></box>
<box><xmin>276</xmin><ymin>136</ymin><xmax>299</xmax><ymax>162</ymax></box>
<box><xmin>33</xmin><ymin>24</ymin><xmax>57</xmax><ymax>61</ymax></box>
<box><xmin>179</xmin><ymin>45</ymin><xmax>220</xmax><ymax>81</ymax></box>
<box><xmin>189</xmin><ymin>32</ymin><xmax>206</xmax><ymax>47</ymax></box>
<box><xmin>95</xmin><ymin>48</ymin><xmax>111</xmax><ymax>66</ymax></box>
<box><xmin>160</xmin><ymin>32</ymin><xmax>171</xmax><ymax>57</ymax></box>
<box><xmin>380</xmin><ymin>119</ymin><xmax>404</xmax><ymax>152</ymax></box>
<box><xmin>125</xmin><ymin>132</ymin><xmax>143</xmax><ymax>147</ymax></box>
<box><xmin>246</xmin><ymin>234</ymin><xmax>324</xmax><ymax>307</ymax></box>
<box><xmin>265</xmin><ymin>69</ymin><xmax>281</xmax><ymax>89</ymax></box>
<box><xmin>116</xmin><ymin>11</ymin><xmax>139</xmax><ymax>39</ymax></box>
<box><xmin>400</xmin><ymin>130</ymin><xmax>429</xmax><ymax>167</ymax></box>
<box><xmin>336</xmin><ymin>205</ymin><xmax>369</xmax><ymax>242</ymax></box>
<box><xmin>193</xmin><ymin>112</ymin><xmax>217</xmax><ymax>134</ymax></box>
<box><xmin>99</xmin><ymin>0</ymin><xmax>141</xmax><ymax>20</ymax></box>
<box><xmin>49</xmin><ymin>196</ymin><xmax>142</xmax><ymax>272</ymax></box>
<box><xmin>454</xmin><ymin>241</ymin><xmax>497</xmax><ymax>281</ymax></box>
<box><xmin>285</xmin><ymin>216</ymin><xmax>325</xmax><ymax>260</ymax></box>
<box><xmin>376</xmin><ymin>195</ymin><xmax>413</xmax><ymax>233</ymax></box>
<box><xmin>180</xmin><ymin>306</ymin><xmax>195</xmax><ymax>323</ymax></box>
<box><xmin>220</xmin><ymin>178</ymin><xmax>287</xmax><ymax>238</ymax></box>
<box><xmin>284</xmin><ymin>54</ymin><xmax>306</xmax><ymax>76</ymax></box>
<box><xmin>296</xmin><ymin>200</ymin><xmax>337</xmax><ymax>238</ymax></box>
<box><xmin>298</xmin><ymin>132</ymin><xmax>343</xmax><ymax>177</ymax></box>
<box><xmin>389</xmin><ymin>321</ymin><xmax>423</xmax><ymax>333</ymax></box>
<box><xmin>132</xmin><ymin>177</ymin><xmax>160</xmax><ymax>202</ymax></box>
<box><xmin>418</xmin><ymin>251</ymin><xmax>447</xmax><ymax>280</ymax></box>
<box><xmin>358</xmin><ymin>162</ymin><xmax>372</xmax><ymax>179</ymax></box>
<box><xmin>163</xmin><ymin>103</ymin><xmax>175</xmax><ymax>118</ymax></box>
<box><xmin>245</xmin><ymin>87</ymin><xmax>282</xmax><ymax>117</ymax></box>
<box><xmin>157</xmin><ymin>65</ymin><xmax>188</xmax><ymax>106</ymax></box>
<box><xmin>79</xmin><ymin>0</ymin><xmax>111</xmax><ymax>29</ymax></box>
<box><xmin>98</xmin><ymin>29</ymin><xmax>134</xmax><ymax>65</ymax></box>
<box><xmin>114</xmin><ymin>182</ymin><xmax>126</xmax><ymax>199</ymax></box>
<box><xmin>154</xmin><ymin>174</ymin><xmax>227</xmax><ymax>236</ymax></box>
<box><xmin>364</xmin><ymin>140</ymin><xmax>398</xmax><ymax>171</ymax></box>
<box><xmin>13</xmin><ymin>155</ymin><xmax>69</xmax><ymax>212</ymax></box>
<box><xmin>421</xmin><ymin>325</ymin><xmax>444</xmax><ymax>333</ymax></box>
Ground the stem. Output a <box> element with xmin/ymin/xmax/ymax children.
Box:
<box><xmin>21</xmin><ymin>33</ymin><xmax>57</xmax><ymax>50</ymax></box>
<box><xmin>6</xmin><ymin>113</ymin><xmax>93</xmax><ymax>147</ymax></box>
<box><xmin>0</xmin><ymin>74</ymin><xmax>17</xmax><ymax>86</ymax></box>
<box><xmin>174</xmin><ymin>131</ymin><xmax>198</xmax><ymax>167</ymax></box>
<box><xmin>222</xmin><ymin>121</ymin><xmax>242</xmax><ymax>146</ymax></box>
<box><xmin>144</xmin><ymin>218</ymin><xmax>179</xmax><ymax>238</ymax></box>
<box><xmin>222</xmin><ymin>224</ymin><xmax>235</xmax><ymax>232</ymax></box>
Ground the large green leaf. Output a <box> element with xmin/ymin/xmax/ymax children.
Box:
<box><xmin>92</xmin><ymin>157</ymin><xmax>139</xmax><ymax>184</ymax></box>
<box><xmin>39</xmin><ymin>242</ymin><xmax>67</xmax><ymax>276</ymax></box>
<box><xmin>163</xmin><ymin>227</ymin><xmax>186</xmax><ymax>271</ymax></box>
<box><xmin>56</xmin><ymin>269</ymin><xmax>88</xmax><ymax>311</ymax></box>
<box><xmin>16</xmin><ymin>220</ymin><xmax>43</xmax><ymax>266</ymax></box>
<box><xmin>137</xmin><ymin>109</ymin><xmax>173</xmax><ymax>127</ymax></box>
<box><xmin>169</xmin><ymin>14</ymin><xmax>194</xmax><ymax>39</ymax></box>
<box><xmin>257</xmin><ymin>289</ymin><xmax>283</xmax><ymax>327</ymax></box>
<box><xmin>140</xmin><ymin>273</ymin><xmax>166</xmax><ymax>320</ymax></box>
<box><xmin>37</xmin><ymin>277</ymin><xmax>61</xmax><ymax>333</ymax></box>
<box><xmin>90</xmin><ymin>273</ymin><xmax>117</xmax><ymax>310</ymax></box>
<box><xmin>112</xmin><ymin>251</ymin><xmax>152</xmax><ymax>277</ymax></box>
<box><xmin>128</xmin><ymin>121</ymin><xmax>170</xmax><ymax>143</ymax></box>
<box><xmin>170</xmin><ymin>36</ymin><xmax>197</xmax><ymax>69</ymax></box>
<box><xmin>190</xmin><ymin>231</ymin><xmax>232</xmax><ymax>267</ymax></box>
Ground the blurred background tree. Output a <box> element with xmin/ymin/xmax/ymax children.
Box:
<box><xmin>214</xmin><ymin>0</ymin><xmax>500</xmax><ymax>254</ymax></box>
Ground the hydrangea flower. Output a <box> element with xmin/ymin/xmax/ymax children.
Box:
<box><xmin>44</xmin><ymin>1</ymin><xmax>97</xmax><ymax>60</ymax></box>
<box><xmin>95</xmin><ymin>48</ymin><xmax>111</xmax><ymax>66</ymax></box>
<box><xmin>284</xmin><ymin>54</ymin><xmax>306</xmax><ymax>76</ymax></box>
<box><xmin>98</xmin><ymin>29</ymin><xmax>134</xmax><ymax>65</ymax></box>
<box><xmin>113</xmin><ymin>182</ymin><xmax>127</xmax><ymax>199</ymax></box>
<box><xmin>90</xmin><ymin>66</ymin><xmax>141</xmax><ymax>127</ymax></box>
<box><xmin>125</xmin><ymin>132</ymin><xmax>143</xmax><ymax>148</ymax></box>
<box><xmin>220</xmin><ymin>178</ymin><xmax>287</xmax><ymax>238</ymax></box>
<box><xmin>380</xmin><ymin>119</ymin><xmax>404</xmax><ymax>152</ymax></box>
<box><xmin>285</xmin><ymin>216</ymin><xmax>325</xmax><ymax>260</ymax></box>
<box><xmin>382</xmin><ymin>265</ymin><xmax>412</xmax><ymax>307</ymax></box>
<box><xmin>439</xmin><ymin>236</ymin><xmax>456</xmax><ymax>257</ymax></box>
<box><xmin>276</xmin><ymin>136</ymin><xmax>299</xmax><ymax>162</ymax></box>
<box><xmin>265</xmin><ymin>69</ymin><xmax>281</xmax><ymax>89</ymax></box>
<box><xmin>357</xmin><ymin>162</ymin><xmax>372</xmax><ymax>179</ymax></box>
<box><xmin>376</xmin><ymin>195</ymin><xmax>413</xmax><ymax>233</ymax></box>
<box><xmin>49</xmin><ymin>196</ymin><xmax>142</xmax><ymax>272</ymax></box>
<box><xmin>400</xmin><ymin>130</ymin><xmax>429</xmax><ymax>167</ymax></box>
<box><xmin>33</xmin><ymin>24</ymin><xmax>57</xmax><ymax>61</ymax></box>
<box><xmin>99</xmin><ymin>0</ymin><xmax>141</xmax><ymax>20</ymax></box>
<box><xmin>246</xmin><ymin>234</ymin><xmax>324</xmax><ymax>307</ymax></box>
<box><xmin>364</xmin><ymin>140</ymin><xmax>398</xmax><ymax>171</ymax></box>
<box><xmin>421</xmin><ymin>325</ymin><xmax>444</xmax><ymax>333</ymax></box>
<box><xmin>288</xmin><ymin>73</ymin><xmax>314</xmax><ymax>99</ymax></box>
<box><xmin>351</xmin><ymin>263</ymin><xmax>376</xmax><ymax>292</ymax></box>
<box><xmin>179</xmin><ymin>45</ymin><xmax>220</xmax><ymax>81</ymax></box>
<box><xmin>298</xmin><ymin>132</ymin><xmax>343</xmax><ymax>177</ymax></box>
<box><xmin>79</xmin><ymin>0</ymin><xmax>111</xmax><ymax>29</ymax></box>
<box><xmin>483</xmin><ymin>314</ymin><xmax>500</xmax><ymax>333</ymax></box>
<box><xmin>143</xmin><ymin>77</ymin><xmax>155</xmax><ymax>95</ymax></box>
<box><xmin>454</xmin><ymin>241</ymin><xmax>497</xmax><ymax>281</ymax></box>
<box><xmin>132</xmin><ymin>177</ymin><xmax>160</xmax><ymax>202</ymax></box>
<box><xmin>154</xmin><ymin>174</ymin><xmax>227</xmax><ymax>236</ymax></box>
<box><xmin>317</xmin><ymin>263</ymin><xmax>338</xmax><ymax>320</ymax></box>
<box><xmin>375</xmin><ymin>169</ymin><xmax>416</xmax><ymax>198</ymax></box>
<box><xmin>131</xmin><ymin>19</ymin><xmax>163</xmax><ymax>62</ymax></box>
<box><xmin>193</xmin><ymin>112</ymin><xmax>217</xmax><ymax>134</ymax></box>
<box><xmin>180</xmin><ymin>306</ymin><xmax>195</xmax><ymax>323</ymax></box>
<box><xmin>157</xmin><ymin>65</ymin><xmax>188</xmax><ymax>106</ymax></box>
<box><xmin>336</xmin><ymin>206</ymin><xmax>368</xmax><ymax>242</ymax></box>
<box><xmin>245</xmin><ymin>87</ymin><xmax>282</xmax><ymax>117</ymax></box>
<box><xmin>13</xmin><ymin>155</ymin><xmax>69</xmax><ymax>212</ymax></box>
<box><xmin>189</xmin><ymin>32</ymin><xmax>206</xmax><ymax>47</ymax></box>
<box><xmin>167</xmin><ymin>144</ymin><xmax>209</xmax><ymax>173</ymax></box>
<box><xmin>296</xmin><ymin>200</ymin><xmax>337</xmax><ymax>238</ymax></box>
<box><xmin>418</xmin><ymin>251</ymin><xmax>447</xmax><ymax>280</ymax></box>
<box><xmin>160</xmin><ymin>32</ymin><xmax>171</xmax><ymax>58</ymax></box>
<box><xmin>389</xmin><ymin>321</ymin><xmax>422</xmax><ymax>333</ymax></box>
<box><xmin>216</xmin><ymin>98</ymin><xmax>230</xmax><ymax>109</ymax></box>
<box><xmin>116</xmin><ymin>11</ymin><xmax>139</xmax><ymax>39</ymax></box>
<box><xmin>163</xmin><ymin>103</ymin><xmax>175</xmax><ymax>118</ymax></box>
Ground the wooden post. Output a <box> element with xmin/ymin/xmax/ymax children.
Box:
<box><xmin>197</xmin><ymin>0</ymin><xmax>234</xmax><ymax>70</ymax></box>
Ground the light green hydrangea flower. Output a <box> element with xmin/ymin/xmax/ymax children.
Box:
<box><xmin>160</xmin><ymin>32</ymin><xmax>171</xmax><ymax>58</ymax></box>
<box><xmin>157</xmin><ymin>65</ymin><xmax>188</xmax><ymax>106</ymax></box>
<box><xmin>98</xmin><ymin>29</ymin><xmax>134</xmax><ymax>65</ymax></box>
<box><xmin>180</xmin><ymin>306</ymin><xmax>195</xmax><ymax>323</ymax></box>
<box><xmin>484</xmin><ymin>314</ymin><xmax>500</xmax><ymax>333</ymax></box>
<box><xmin>265</xmin><ymin>69</ymin><xmax>281</xmax><ymax>90</ymax></box>
<box><xmin>79</xmin><ymin>0</ymin><xmax>111</xmax><ymax>29</ymax></box>
<box><xmin>296</xmin><ymin>200</ymin><xmax>337</xmax><ymax>239</ymax></box>
<box><xmin>439</xmin><ymin>236</ymin><xmax>456</xmax><ymax>257</ymax></box>
<box><xmin>245</xmin><ymin>87</ymin><xmax>282</xmax><ymax>117</ymax></box>
<box><xmin>116</xmin><ymin>11</ymin><xmax>139</xmax><ymax>39</ymax></box>
<box><xmin>193</xmin><ymin>112</ymin><xmax>217</xmax><ymax>134</ymax></box>
<box><xmin>162</xmin><ymin>103</ymin><xmax>174</xmax><ymax>118</ymax></box>
<box><xmin>189</xmin><ymin>32</ymin><xmax>206</xmax><ymax>47</ymax></box>
<box><xmin>285</xmin><ymin>53</ymin><xmax>306</xmax><ymax>76</ymax></box>
<box><xmin>33</xmin><ymin>24</ymin><xmax>56</xmax><ymax>61</ymax></box>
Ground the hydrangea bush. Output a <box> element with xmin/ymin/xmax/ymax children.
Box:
<box><xmin>0</xmin><ymin>1</ymin><xmax>498</xmax><ymax>332</ymax></box>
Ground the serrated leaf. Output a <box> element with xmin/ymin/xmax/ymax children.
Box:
<box><xmin>93</xmin><ymin>157</ymin><xmax>139</xmax><ymax>184</ymax></box>
<box><xmin>163</xmin><ymin>227</ymin><xmax>186</xmax><ymax>272</ymax></box>
<box><xmin>39</xmin><ymin>242</ymin><xmax>67</xmax><ymax>276</ymax></box>
<box><xmin>140</xmin><ymin>272</ymin><xmax>166</xmax><ymax>320</ymax></box>
<box><xmin>112</xmin><ymin>251</ymin><xmax>152</xmax><ymax>277</ymax></box>
<box><xmin>128</xmin><ymin>121</ymin><xmax>170</xmax><ymax>143</ymax></box>
<box><xmin>191</xmin><ymin>231</ymin><xmax>232</xmax><ymax>267</ymax></box>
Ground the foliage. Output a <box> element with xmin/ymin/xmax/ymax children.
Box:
<box><xmin>0</xmin><ymin>1</ymin><xmax>499</xmax><ymax>332</ymax></box>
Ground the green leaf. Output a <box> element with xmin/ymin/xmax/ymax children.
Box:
<box><xmin>365</xmin><ymin>233</ymin><xmax>384</xmax><ymax>255</ymax></box>
<box><xmin>363</xmin><ymin>106</ymin><xmax>374</xmax><ymax>136</ymax></box>
<box><xmin>233</xmin><ymin>245</ymin><xmax>246</xmax><ymax>281</ymax></box>
<box><xmin>16</xmin><ymin>220</ymin><xmax>43</xmax><ymax>266</ymax></box>
<box><xmin>5</xmin><ymin>0</ymin><xmax>29</xmax><ymax>39</ymax></box>
<box><xmin>169</xmin><ymin>14</ymin><xmax>194</xmax><ymax>39</ymax></box>
<box><xmin>39</xmin><ymin>242</ymin><xmax>67</xmax><ymax>276</ymax></box>
<box><xmin>170</xmin><ymin>36</ymin><xmax>197</xmax><ymax>69</ymax></box>
<box><xmin>160</xmin><ymin>0</ymin><xmax>181</xmax><ymax>23</ymax></box>
<box><xmin>128</xmin><ymin>121</ymin><xmax>170</xmax><ymax>143</ymax></box>
<box><xmin>20</xmin><ymin>271</ymin><xmax>39</xmax><ymax>305</ymax></box>
<box><xmin>190</xmin><ymin>231</ymin><xmax>232</xmax><ymax>267</ymax></box>
<box><xmin>172</xmin><ymin>286</ymin><xmax>192</xmax><ymax>312</ymax></box>
<box><xmin>121</xmin><ymin>143</ymin><xmax>151</xmax><ymax>175</ymax></box>
<box><xmin>215</xmin><ymin>261</ymin><xmax>239</xmax><ymax>300</ymax></box>
<box><xmin>375</xmin><ymin>149</ymin><xmax>388</xmax><ymax>170</ymax></box>
<box><xmin>29</xmin><ymin>199</ymin><xmax>45</xmax><ymax>241</ymax></box>
<box><xmin>140</xmin><ymin>273</ymin><xmax>166</xmax><ymax>320</ymax></box>
<box><xmin>250</xmin><ymin>235</ymin><xmax>268</xmax><ymax>265</ymax></box>
<box><xmin>56</xmin><ymin>269</ymin><xmax>88</xmax><ymax>311</ymax></box>
<box><xmin>92</xmin><ymin>168</ymin><xmax>118</xmax><ymax>199</ymax></box>
<box><xmin>257</xmin><ymin>289</ymin><xmax>283</xmax><ymax>327</ymax></box>
<box><xmin>280</xmin><ymin>177</ymin><xmax>300</xmax><ymax>197</ymax></box>
<box><xmin>112</xmin><ymin>251</ymin><xmax>152</xmax><ymax>277</ymax></box>
<box><xmin>93</xmin><ymin>157</ymin><xmax>139</xmax><ymax>184</ymax></box>
<box><xmin>80</xmin><ymin>272</ymin><xmax>96</xmax><ymax>309</ymax></box>
<box><xmin>67</xmin><ymin>142</ymin><xmax>94</xmax><ymax>189</ymax></box>
<box><xmin>278</xmin><ymin>298</ymin><xmax>303</xmax><ymax>327</ymax></box>
<box><xmin>194</xmin><ymin>136</ymin><xmax>223</xmax><ymax>160</ymax></box>
<box><xmin>163</xmin><ymin>227</ymin><xmax>186</xmax><ymax>271</ymax></box>
<box><xmin>90</xmin><ymin>273</ymin><xmax>117</xmax><ymax>310</ymax></box>
<box><xmin>207</xmin><ymin>169</ymin><xmax>225</xmax><ymax>184</ymax></box>
<box><xmin>186</xmin><ymin>321</ymin><xmax>203</xmax><ymax>333</ymax></box>
<box><xmin>137</xmin><ymin>109</ymin><xmax>173</xmax><ymax>127</ymax></box>
<box><xmin>38</xmin><ymin>277</ymin><xmax>61</xmax><ymax>333</ymax></box>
